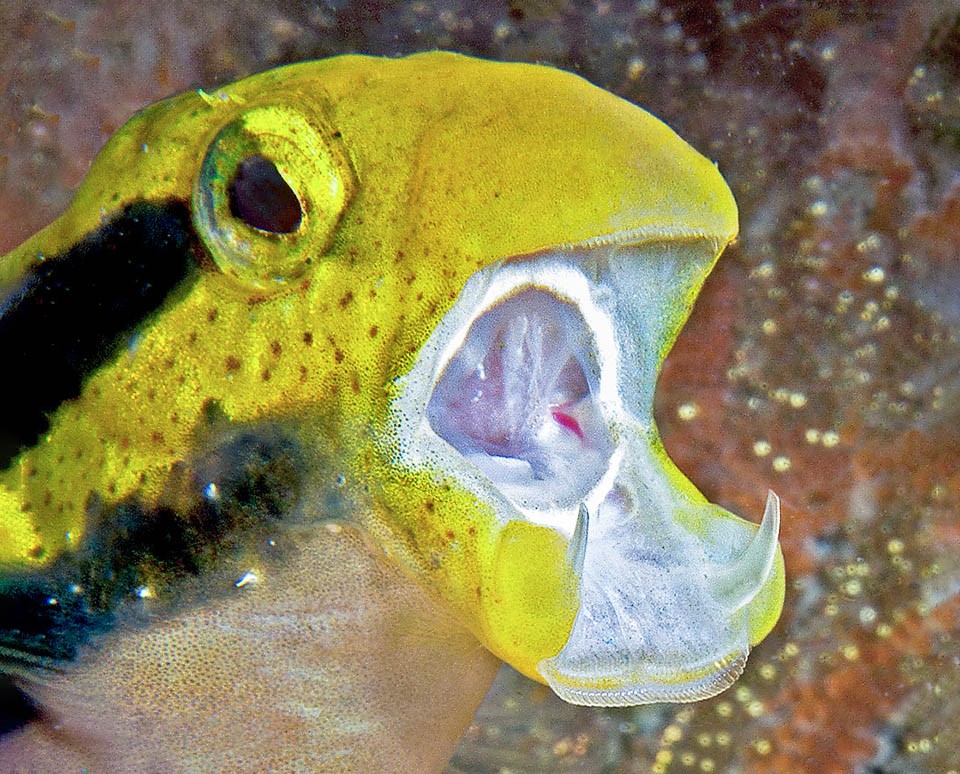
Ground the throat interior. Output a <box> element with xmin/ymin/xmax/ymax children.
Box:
<box><xmin>427</xmin><ymin>286</ymin><xmax>614</xmax><ymax>511</ymax></box>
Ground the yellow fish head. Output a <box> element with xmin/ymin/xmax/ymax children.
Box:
<box><xmin>1</xmin><ymin>52</ymin><xmax>783</xmax><ymax>711</ymax></box>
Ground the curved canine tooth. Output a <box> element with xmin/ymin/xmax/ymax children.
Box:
<box><xmin>708</xmin><ymin>490</ymin><xmax>781</xmax><ymax>612</ymax></box>
<box><xmin>567</xmin><ymin>503</ymin><xmax>590</xmax><ymax>578</ymax></box>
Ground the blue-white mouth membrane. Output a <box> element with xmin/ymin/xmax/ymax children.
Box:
<box><xmin>392</xmin><ymin>235</ymin><xmax>780</xmax><ymax>706</ymax></box>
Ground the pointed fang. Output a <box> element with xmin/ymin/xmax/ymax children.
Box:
<box><xmin>709</xmin><ymin>490</ymin><xmax>780</xmax><ymax>612</ymax></box>
<box><xmin>567</xmin><ymin>503</ymin><xmax>590</xmax><ymax>578</ymax></box>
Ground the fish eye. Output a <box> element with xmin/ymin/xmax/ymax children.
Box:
<box><xmin>192</xmin><ymin>104</ymin><xmax>355</xmax><ymax>290</ymax></box>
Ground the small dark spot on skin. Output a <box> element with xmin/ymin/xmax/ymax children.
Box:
<box><xmin>177</xmin><ymin>375</ymin><xmax>186</xmax><ymax>385</ymax></box>
<box><xmin>424</xmin><ymin>500</ymin><xmax>435</xmax><ymax>513</ymax></box>
<box><xmin>416</xmin><ymin>292</ymin><xmax>423</xmax><ymax>302</ymax></box>
<box><xmin>350</xmin><ymin>375</ymin><xmax>359</xmax><ymax>394</ymax></box>
<box><xmin>339</xmin><ymin>291</ymin><xmax>354</xmax><ymax>309</ymax></box>
<box><xmin>107</xmin><ymin>483</ymin><xmax>116</xmax><ymax>495</ymax></box>
<box><xmin>207</xmin><ymin>308</ymin><xmax>218</xmax><ymax>323</ymax></box>
<box><xmin>394</xmin><ymin>250</ymin><xmax>404</xmax><ymax>264</ymax></box>
<box><xmin>334</xmin><ymin>349</ymin><xmax>345</xmax><ymax>364</ymax></box>
<box><xmin>299</xmin><ymin>365</ymin><xmax>308</xmax><ymax>383</ymax></box>
<box><xmin>147</xmin><ymin>389</ymin><xmax>156</xmax><ymax>402</ymax></box>
<box><xmin>20</xmin><ymin>502</ymin><xmax>31</xmax><ymax>512</ymax></box>
<box><xmin>164</xmin><ymin>357</ymin><xmax>175</xmax><ymax>370</ymax></box>
<box><xmin>331</xmin><ymin>130</ymin><xmax>342</xmax><ymax>139</ymax></box>
<box><xmin>75</xmin><ymin>448</ymin><xmax>83</xmax><ymax>459</ymax></box>
<box><xmin>261</xmin><ymin>369</ymin><xmax>271</xmax><ymax>382</ymax></box>
<box><xmin>300</xmin><ymin>279</ymin><xmax>311</xmax><ymax>292</ymax></box>
<box><xmin>225</xmin><ymin>356</ymin><xmax>242</xmax><ymax>373</ymax></box>
<box><xmin>270</xmin><ymin>340</ymin><xmax>282</xmax><ymax>357</ymax></box>
<box><xmin>122</xmin><ymin>456</ymin><xmax>130</xmax><ymax>467</ymax></box>
<box><xmin>188</xmin><ymin>331</ymin><xmax>198</xmax><ymax>345</ymax></box>
<box><xmin>170</xmin><ymin>413</ymin><xmax>178</xmax><ymax>424</ymax></box>
<box><xmin>369</xmin><ymin>325</ymin><xmax>378</xmax><ymax>338</ymax></box>
<box><xmin>151</xmin><ymin>432</ymin><xmax>164</xmax><ymax>445</ymax></box>
<box><xmin>28</xmin><ymin>545</ymin><xmax>44</xmax><ymax>559</ymax></box>
<box><xmin>247</xmin><ymin>295</ymin><xmax>267</xmax><ymax>306</ymax></box>
<box><xmin>43</xmin><ymin>492</ymin><xmax>51</xmax><ymax>506</ymax></box>
<box><xmin>120</xmin><ymin>437</ymin><xmax>130</xmax><ymax>450</ymax></box>
<box><xmin>405</xmin><ymin>274</ymin><xmax>416</xmax><ymax>286</ymax></box>
<box><xmin>56</xmin><ymin>455</ymin><xmax>64</xmax><ymax>465</ymax></box>
<box><xmin>468</xmin><ymin>526</ymin><xmax>477</xmax><ymax>536</ymax></box>
<box><xmin>475</xmin><ymin>586</ymin><xmax>482</xmax><ymax>600</ymax></box>
<box><xmin>494</xmin><ymin>191</ymin><xmax>501</xmax><ymax>198</ymax></box>
<box><xmin>445</xmin><ymin>530</ymin><xmax>455</xmax><ymax>540</ymax></box>
<box><xmin>303</xmin><ymin>332</ymin><xmax>313</xmax><ymax>346</ymax></box>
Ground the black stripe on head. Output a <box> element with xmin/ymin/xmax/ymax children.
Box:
<box><xmin>0</xmin><ymin>201</ymin><xmax>200</xmax><ymax>469</ymax></box>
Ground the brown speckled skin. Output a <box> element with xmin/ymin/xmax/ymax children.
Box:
<box><xmin>3</xmin><ymin>2</ymin><xmax>959</xmax><ymax>772</ymax></box>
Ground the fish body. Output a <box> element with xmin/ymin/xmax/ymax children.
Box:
<box><xmin>0</xmin><ymin>52</ymin><xmax>784</xmax><ymax>771</ymax></box>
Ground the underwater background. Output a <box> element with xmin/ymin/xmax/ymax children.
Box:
<box><xmin>1</xmin><ymin>1</ymin><xmax>958</xmax><ymax>771</ymax></box>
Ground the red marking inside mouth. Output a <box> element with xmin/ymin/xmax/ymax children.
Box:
<box><xmin>551</xmin><ymin>409</ymin><xmax>584</xmax><ymax>439</ymax></box>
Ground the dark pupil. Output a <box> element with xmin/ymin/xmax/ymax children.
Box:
<box><xmin>228</xmin><ymin>155</ymin><xmax>303</xmax><ymax>234</ymax></box>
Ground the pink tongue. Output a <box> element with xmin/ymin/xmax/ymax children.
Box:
<box><xmin>551</xmin><ymin>409</ymin><xmax>584</xmax><ymax>440</ymax></box>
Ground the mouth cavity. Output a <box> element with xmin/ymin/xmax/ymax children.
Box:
<box><xmin>426</xmin><ymin>286</ymin><xmax>614</xmax><ymax>513</ymax></box>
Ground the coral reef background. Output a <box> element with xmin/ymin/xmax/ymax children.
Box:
<box><xmin>2</xmin><ymin>1</ymin><xmax>958</xmax><ymax>771</ymax></box>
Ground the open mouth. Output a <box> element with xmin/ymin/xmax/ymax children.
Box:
<box><xmin>395</xmin><ymin>235</ymin><xmax>780</xmax><ymax>706</ymax></box>
<box><xmin>426</xmin><ymin>285</ymin><xmax>614</xmax><ymax>516</ymax></box>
